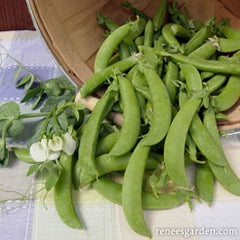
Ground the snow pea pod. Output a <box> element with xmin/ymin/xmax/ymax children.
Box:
<box><xmin>206</xmin><ymin>74</ymin><xmax>227</xmax><ymax>95</ymax></box>
<box><xmin>144</xmin><ymin>20</ymin><xmax>154</xmax><ymax>47</ymax></box>
<box><xmin>164</xmin><ymin>52</ymin><xmax>240</xmax><ymax>75</ymax></box>
<box><xmin>74</xmin><ymin>90</ymin><xmax>116</xmax><ymax>188</ymax></box>
<box><xmin>184</xmin><ymin>25</ymin><xmax>211</xmax><ymax>55</ymax></box>
<box><xmin>94</xmin><ymin>22</ymin><xmax>132</xmax><ymax>73</ymax></box>
<box><xmin>203</xmin><ymin>107</ymin><xmax>240</xmax><ymax>196</ymax></box>
<box><xmin>153</xmin><ymin>0</ymin><xmax>167</xmax><ymax>31</ymax></box>
<box><xmin>211</xmin><ymin>75</ymin><xmax>240</xmax><ymax>112</ymax></box>
<box><xmin>163</xmin><ymin>60</ymin><xmax>178</xmax><ymax>103</ymax></box>
<box><xmin>162</xmin><ymin>23</ymin><xmax>181</xmax><ymax>51</ymax></box>
<box><xmin>80</xmin><ymin>54</ymin><xmax>140</xmax><ymax>97</ymax></box>
<box><xmin>171</xmin><ymin>24</ymin><xmax>192</xmax><ymax>40</ymax></box>
<box><xmin>218</xmin><ymin>26</ymin><xmax>240</xmax><ymax>39</ymax></box>
<box><xmin>218</xmin><ymin>38</ymin><xmax>240</xmax><ymax>53</ymax></box>
<box><xmin>188</xmin><ymin>42</ymin><xmax>217</xmax><ymax>59</ymax></box>
<box><xmin>54</xmin><ymin>153</ymin><xmax>82</xmax><ymax>229</ymax></box>
<box><xmin>93</xmin><ymin>177</ymin><xmax>189</xmax><ymax>210</ymax></box>
<box><xmin>122</xmin><ymin>140</ymin><xmax>151</xmax><ymax>237</ymax></box>
<box><xmin>195</xmin><ymin>163</ymin><xmax>214</xmax><ymax>205</ymax></box>
<box><xmin>142</xmin><ymin>68</ymin><xmax>172</xmax><ymax>146</ymax></box>
<box><xmin>110</xmin><ymin>76</ymin><xmax>140</xmax><ymax>156</ymax></box>
<box><xmin>189</xmin><ymin>115</ymin><xmax>227</xmax><ymax>167</ymax></box>
<box><xmin>81</xmin><ymin>153</ymin><xmax>159</xmax><ymax>184</ymax></box>
<box><xmin>164</xmin><ymin>97</ymin><xmax>202</xmax><ymax>188</ymax></box>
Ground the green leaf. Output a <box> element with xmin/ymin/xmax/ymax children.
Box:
<box><xmin>21</xmin><ymin>86</ymin><xmax>42</xmax><ymax>103</ymax></box>
<box><xmin>44</xmin><ymin>81</ymin><xmax>61</xmax><ymax>96</ymax></box>
<box><xmin>13</xmin><ymin>148</ymin><xmax>36</xmax><ymax>164</ymax></box>
<box><xmin>31</xmin><ymin>89</ymin><xmax>45</xmax><ymax>110</ymax></box>
<box><xmin>26</xmin><ymin>119</ymin><xmax>43</xmax><ymax>148</ymax></box>
<box><xmin>7</xmin><ymin>119</ymin><xmax>24</xmax><ymax>137</ymax></box>
<box><xmin>24</xmin><ymin>74</ymin><xmax>34</xmax><ymax>92</ymax></box>
<box><xmin>0</xmin><ymin>102</ymin><xmax>20</xmax><ymax>120</ymax></box>
<box><xmin>26</xmin><ymin>163</ymin><xmax>41</xmax><ymax>176</ymax></box>
<box><xmin>13</xmin><ymin>65</ymin><xmax>22</xmax><ymax>82</ymax></box>
<box><xmin>57</xmin><ymin>112</ymin><xmax>69</xmax><ymax>131</ymax></box>
<box><xmin>16</xmin><ymin>75</ymin><xmax>31</xmax><ymax>88</ymax></box>
<box><xmin>45</xmin><ymin>169</ymin><xmax>61</xmax><ymax>191</ymax></box>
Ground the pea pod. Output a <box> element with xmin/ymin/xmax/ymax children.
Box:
<box><xmin>211</xmin><ymin>75</ymin><xmax>240</xmax><ymax>112</ymax></box>
<box><xmin>13</xmin><ymin>148</ymin><xmax>36</xmax><ymax>164</ymax></box>
<box><xmin>195</xmin><ymin>163</ymin><xmax>214</xmax><ymax>205</ymax></box>
<box><xmin>164</xmin><ymin>97</ymin><xmax>202</xmax><ymax>188</ymax></box>
<box><xmin>153</xmin><ymin>0</ymin><xmax>167</xmax><ymax>31</ymax></box>
<box><xmin>80</xmin><ymin>153</ymin><xmax>159</xmax><ymax>184</ymax></box>
<box><xmin>110</xmin><ymin>76</ymin><xmax>140</xmax><ymax>156</ymax></box>
<box><xmin>184</xmin><ymin>25</ymin><xmax>211</xmax><ymax>55</ymax></box>
<box><xmin>144</xmin><ymin>20</ymin><xmax>154</xmax><ymax>47</ymax></box>
<box><xmin>94</xmin><ymin>22</ymin><xmax>132</xmax><ymax>73</ymax></box>
<box><xmin>122</xmin><ymin>140</ymin><xmax>151</xmax><ymax>237</ymax></box>
<box><xmin>54</xmin><ymin>153</ymin><xmax>82</xmax><ymax>229</ymax></box>
<box><xmin>188</xmin><ymin>42</ymin><xmax>217</xmax><ymax>59</ymax></box>
<box><xmin>142</xmin><ymin>68</ymin><xmax>172</xmax><ymax>146</ymax></box>
<box><xmin>202</xmin><ymin>107</ymin><xmax>240</xmax><ymax>196</ymax></box>
<box><xmin>218</xmin><ymin>26</ymin><xmax>240</xmax><ymax>39</ymax></box>
<box><xmin>162</xmin><ymin>23</ymin><xmax>181</xmax><ymax>52</ymax></box>
<box><xmin>164</xmin><ymin>52</ymin><xmax>240</xmax><ymax>75</ymax></box>
<box><xmin>74</xmin><ymin>90</ymin><xmax>116</xmax><ymax>188</ymax></box>
<box><xmin>80</xmin><ymin>55</ymin><xmax>140</xmax><ymax>97</ymax></box>
<box><xmin>93</xmin><ymin>177</ymin><xmax>191</xmax><ymax>210</ymax></box>
<box><xmin>171</xmin><ymin>24</ymin><xmax>192</xmax><ymax>39</ymax></box>
<box><xmin>163</xmin><ymin>61</ymin><xmax>178</xmax><ymax>103</ymax></box>
<box><xmin>218</xmin><ymin>38</ymin><xmax>240</xmax><ymax>53</ymax></box>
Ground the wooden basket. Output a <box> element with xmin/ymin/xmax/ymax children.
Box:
<box><xmin>26</xmin><ymin>0</ymin><xmax>240</xmax><ymax>130</ymax></box>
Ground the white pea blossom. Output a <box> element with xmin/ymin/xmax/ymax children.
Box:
<box><xmin>29</xmin><ymin>133</ymin><xmax>76</xmax><ymax>162</ymax></box>
<box><xmin>61</xmin><ymin>132</ymin><xmax>76</xmax><ymax>155</ymax></box>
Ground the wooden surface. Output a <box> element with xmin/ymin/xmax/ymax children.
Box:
<box><xmin>0</xmin><ymin>0</ymin><xmax>34</xmax><ymax>31</ymax></box>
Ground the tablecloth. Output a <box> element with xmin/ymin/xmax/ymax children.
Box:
<box><xmin>0</xmin><ymin>30</ymin><xmax>240</xmax><ymax>240</ymax></box>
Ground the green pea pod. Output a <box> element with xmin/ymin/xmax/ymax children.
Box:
<box><xmin>93</xmin><ymin>177</ymin><xmax>190</xmax><ymax>210</ymax></box>
<box><xmin>94</xmin><ymin>22</ymin><xmax>132</xmax><ymax>73</ymax></box>
<box><xmin>195</xmin><ymin>163</ymin><xmax>214</xmax><ymax>205</ymax></box>
<box><xmin>96</xmin><ymin>131</ymin><xmax>119</xmax><ymax>156</ymax></box>
<box><xmin>80</xmin><ymin>153</ymin><xmax>159</xmax><ymax>184</ymax></box>
<box><xmin>74</xmin><ymin>90</ymin><xmax>116</xmax><ymax>188</ymax></box>
<box><xmin>122</xmin><ymin>140</ymin><xmax>151</xmax><ymax>237</ymax></box>
<box><xmin>164</xmin><ymin>97</ymin><xmax>202</xmax><ymax>188</ymax></box>
<box><xmin>171</xmin><ymin>24</ymin><xmax>192</xmax><ymax>40</ymax></box>
<box><xmin>218</xmin><ymin>26</ymin><xmax>240</xmax><ymax>39</ymax></box>
<box><xmin>153</xmin><ymin>0</ymin><xmax>167</xmax><ymax>31</ymax></box>
<box><xmin>142</xmin><ymin>68</ymin><xmax>172</xmax><ymax>146</ymax></box>
<box><xmin>179</xmin><ymin>63</ymin><xmax>203</xmax><ymax>94</ymax></box>
<box><xmin>144</xmin><ymin>20</ymin><xmax>154</xmax><ymax>47</ymax></box>
<box><xmin>188</xmin><ymin>42</ymin><xmax>217</xmax><ymax>59</ymax></box>
<box><xmin>164</xmin><ymin>52</ymin><xmax>240</xmax><ymax>75</ymax></box>
<box><xmin>80</xmin><ymin>55</ymin><xmax>140</xmax><ymax>97</ymax></box>
<box><xmin>13</xmin><ymin>148</ymin><xmax>36</xmax><ymax>164</ymax></box>
<box><xmin>110</xmin><ymin>76</ymin><xmax>141</xmax><ymax>156</ymax></box>
<box><xmin>184</xmin><ymin>25</ymin><xmax>211</xmax><ymax>55</ymax></box>
<box><xmin>129</xmin><ymin>17</ymin><xmax>147</xmax><ymax>40</ymax></box>
<box><xmin>189</xmin><ymin>115</ymin><xmax>227</xmax><ymax>167</ymax></box>
<box><xmin>218</xmin><ymin>38</ymin><xmax>240</xmax><ymax>53</ymax></box>
<box><xmin>201</xmin><ymin>71</ymin><xmax>214</xmax><ymax>80</ymax></box>
<box><xmin>163</xmin><ymin>61</ymin><xmax>179</xmax><ymax>103</ymax></box>
<box><xmin>162</xmin><ymin>23</ymin><xmax>181</xmax><ymax>52</ymax></box>
<box><xmin>119</xmin><ymin>41</ymin><xmax>131</xmax><ymax>60</ymax></box>
<box><xmin>203</xmin><ymin>107</ymin><xmax>240</xmax><ymax>196</ymax></box>
<box><xmin>211</xmin><ymin>75</ymin><xmax>240</xmax><ymax>112</ymax></box>
<box><xmin>54</xmin><ymin>153</ymin><xmax>82</xmax><ymax>229</ymax></box>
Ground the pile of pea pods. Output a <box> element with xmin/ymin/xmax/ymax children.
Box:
<box><xmin>73</xmin><ymin>0</ymin><xmax>240</xmax><ymax>237</ymax></box>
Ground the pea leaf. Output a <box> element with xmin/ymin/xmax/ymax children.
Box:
<box><xmin>0</xmin><ymin>102</ymin><xmax>20</xmax><ymax>120</ymax></box>
<box><xmin>26</xmin><ymin>163</ymin><xmax>41</xmax><ymax>176</ymax></box>
<box><xmin>13</xmin><ymin>64</ymin><xmax>22</xmax><ymax>82</ymax></box>
<box><xmin>16</xmin><ymin>75</ymin><xmax>31</xmax><ymax>88</ymax></box>
<box><xmin>21</xmin><ymin>86</ymin><xmax>42</xmax><ymax>103</ymax></box>
<box><xmin>44</xmin><ymin>81</ymin><xmax>61</xmax><ymax>96</ymax></box>
<box><xmin>7</xmin><ymin>119</ymin><xmax>24</xmax><ymax>137</ymax></box>
<box><xmin>31</xmin><ymin>89</ymin><xmax>45</xmax><ymax>110</ymax></box>
<box><xmin>24</xmin><ymin>74</ymin><xmax>34</xmax><ymax>92</ymax></box>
